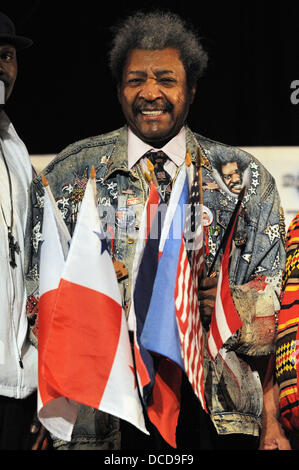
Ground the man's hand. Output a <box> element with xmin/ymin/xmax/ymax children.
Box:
<box><xmin>199</xmin><ymin>276</ymin><xmax>218</xmax><ymax>328</ymax></box>
<box><xmin>259</xmin><ymin>374</ymin><xmax>291</xmax><ymax>450</ymax></box>
<box><xmin>30</xmin><ymin>414</ymin><xmax>51</xmax><ymax>450</ymax></box>
<box><xmin>259</xmin><ymin>415</ymin><xmax>291</xmax><ymax>450</ymax></box>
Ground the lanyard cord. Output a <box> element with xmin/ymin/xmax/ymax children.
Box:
<box><xmin>0</xmin><ymin>141</ymin><xmax>20</xmax><ymax>268</ymax></box>
<box><xmin>0</xmin><ymin>140</ymin><xmax>23</xmax><ymax>368</ymax></box>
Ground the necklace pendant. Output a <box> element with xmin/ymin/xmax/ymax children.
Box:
<box><xmin>8</xmin><ymin>230</ymin><xmax>20</xmax><ymax>269</ymax></box>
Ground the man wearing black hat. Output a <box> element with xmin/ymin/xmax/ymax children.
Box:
<box><xmin>0</xmin><ymin>11</ymin><xmax>46</xmax><ymax>450</ymax></box>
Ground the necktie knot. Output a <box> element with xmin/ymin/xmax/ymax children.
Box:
<box><xmin>145</xmin><ymin>150</ymin><xmax>171</xmax><ymax>202</ymax></box>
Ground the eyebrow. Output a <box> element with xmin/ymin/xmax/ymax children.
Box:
<box><xmin>0</xmin><ymin>43</ymin><xmax>15</xmax><ymax>48</ymax></box>
<box><xmin>0</xmin><ymin>45</ymin><xmax>16</xmax><ymax>53</ymax></box>
<box><xmin>127</xmin><ymin>70</ymin><xmax>175</xmax><ymax>76</ymax></box>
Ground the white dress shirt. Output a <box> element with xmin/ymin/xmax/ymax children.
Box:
<box><xmin>0</xmin><ymin>111</ymin><xmax>37</xmax><ymax>399</ymax></box>
<box><xmin>127</xmin><ymin>126</ymin><xmax>186</xmax><ymax>178</ymax></box>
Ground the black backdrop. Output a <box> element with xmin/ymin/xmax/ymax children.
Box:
<box><xmin>2</xmin><ymin>1</ymin><xmax>299</xmax><ymax>154</ymax></box>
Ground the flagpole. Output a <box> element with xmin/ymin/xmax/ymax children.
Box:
<box><xmin>41</xmin><ymin>173</ymin><xmax>48</xmax><ymax>187</ymax></box>
<box><xmin>144</xmin><ymin>160</ymin><xmax>164</xmax><ymax>203</ymax></box>
<box><xmin>90</xmin><ymin>165</ymin><xmax>96</xmax><ymax>180</ymax></box>
<box><xmin>146</xmin><ymin>159</ymin><xmax>159</xmax><ymax>189</ymax></box>
<box><xmin>195</xmin><ymin>147</ymin><xmax>206</xmax><ymax>277</ymax></box>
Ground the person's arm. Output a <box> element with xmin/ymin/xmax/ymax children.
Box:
<box><xmin>198</xmin><ymin>279</ymin><xmax>291</xmax><ymax>450</ymax></box>
<box><xmin>198</xmin><ymin>276</ymin><xmax>218</xmax><ymax>329</ymax></box>
<box><xmin>258</xmin><ymin>359</ymin><xmax>291</xmax><ymax>450</ymax></box>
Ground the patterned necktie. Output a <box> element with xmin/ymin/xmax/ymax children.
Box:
<box><xmin>145</xmin><ymin>150</ymin><xmax>172</xmax><ymax>202</ymax></box>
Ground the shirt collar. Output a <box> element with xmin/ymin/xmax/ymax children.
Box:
<box><xmin>0</xmin><ymin>110</ymin><xmax>19</xmax><ymax>142</ymax></box>
<box><xmin>127</xmin><ymin>126</ymin><xmax>186</xmax><ymax>169</ymax></box>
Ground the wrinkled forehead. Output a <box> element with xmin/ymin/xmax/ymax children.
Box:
<box><xmin>0</xmin><ymin>42</ymin><xmax>16</xmax><ymax>52</ymax></box>
<box><xmin>124</xmin><ymin>48</ymin><xmax>185</xmax><ymax>74</ymax></box>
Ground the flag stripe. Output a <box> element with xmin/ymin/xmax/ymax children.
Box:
<box><xmin>147</xmin><ymin>359</ymin><xmax>182</xmax><ymax>449</ymax></box>
<box><xmin>38</xmin><ymin>289</ymin><xmax>62</xmax><ymax>405</ymax></box>
<box><xmin>214</xmin><ymin>266</ymin><xmax>233</xmax><ymax>342</ymax></box>
<box><xmin>146</xmin><ymin>182</ymin><xmax>160</xmax><ymax>241</ymax></box>
<box><xmin>134</xmin><ymin>341</ymin><xmax>151</xmax><ymax>388</ymax></box>
<box><xmin>175</xmin><ymin>234</ymin><xmax>206</xmax><ymax>409</ymax></box>
<box><xmin>174</xmin><ymin>172</ymin><xmax>206</xmax><ymax>411</ymax></box>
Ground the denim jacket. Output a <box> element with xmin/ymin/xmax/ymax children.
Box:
<box><xmin>25</xmin><ymin>125</ymin><xmax>285</xmax><ymax>448</ymax></box>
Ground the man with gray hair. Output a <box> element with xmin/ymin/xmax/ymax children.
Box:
<box><xmin>26</xmin><ymin>10</ymin><xmax>289</xmax><ymax>450</ymax></box>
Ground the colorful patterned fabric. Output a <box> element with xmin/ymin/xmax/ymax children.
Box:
<box><xmin>276</xmin><ymin>211</ymin><xmax>299</xmax><ymax>432</ymax></box>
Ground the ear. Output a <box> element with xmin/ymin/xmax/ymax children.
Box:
<box><xmin>117</xmin><ymin>83</ymin><xmax>122</xmax><ymax>103</ymax></box>
<box><xmin>189</xmin><ymin>85</ymin><xmax>197</xmax><ymax>104</ymax></box>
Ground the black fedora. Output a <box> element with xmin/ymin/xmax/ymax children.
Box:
<box><xmin>0</xmin><ymin>12</ymin><xmax>33</xmax><ymax>50</ymax></box>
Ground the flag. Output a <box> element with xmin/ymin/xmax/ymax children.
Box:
<box><xmin>128</xmin><ymin>179</ymin><xmax>182</xmax><ymax>445</ymax></box>
<box><xmin>38</xmin><ymin>169</ymin><xmax>148</xmax><ymax>441</ymax></box>
<box><xmin>206</xmin><ymin>202</ymin><xmax>243</xmax><ymax>360</ymax></box>
<box><xmin>37</xmin><ymin>178</ymin><xmax>78</xmax><ymax>441</ymax></box>
<box><xmin>132</xmin><ymin>166</ymin><xmax>188</xmax><ymax>447</ymax></box>
<box><xmin>141</xmin><ymin>166</ymin><xmax>188</xmax><ymax>367</ymax></box>
<box><xmin>128</xmin><ymin>181</ymin><xmax>163</xmax><ymax>399</ymax></box>
<box><xmin>174</xmin><ymin>174</ymin><xmax>207</xmax><ymax>411</ymax></box>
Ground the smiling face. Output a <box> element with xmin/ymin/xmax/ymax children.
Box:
<box><xmin>0</xmin><ymin>44</ymin><xmax>17</xmax><ymax>103</ymax></box>
<box><xmin>118</xmin><ymin>48</ymin><xmax>196</xmax><ymax>147</ymax></box>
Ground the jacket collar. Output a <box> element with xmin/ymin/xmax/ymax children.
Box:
<box><xmin>103</xmin><ymin>126</ymin><xmax>129</xmax><ymax>180</ymax></box>
<box><xmin>185</xmin><ymin>125</ymin><xmax>213</xmax><ymax>171</ymax></box>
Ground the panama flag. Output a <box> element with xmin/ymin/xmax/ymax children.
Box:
<box><xmin>37</xmin><ymin>175</ymin><xmax>77</xmax><ymax>440</ymax></box>
<box><xmin>38</xmin><ymin>168</ymin><xmax>148</xmax><ymax>441</ymax></box>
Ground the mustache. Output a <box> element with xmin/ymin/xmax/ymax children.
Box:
<box><xmin>228</xmin><ymin>182</ymin><xmax>242</xmax><ymax>191</ymax></box>
<box><xmin>132</xmin><ymin>99</ymin><xmax>173</xmax><ymax>115</ymax></box>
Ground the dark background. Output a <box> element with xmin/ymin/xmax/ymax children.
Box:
<box><xmin>2</xmin><ymin>0</ymin><xmax>299</xmax><ymax>154</ymax></box>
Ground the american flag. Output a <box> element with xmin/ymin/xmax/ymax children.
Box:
<box><xmin>206</xmin><ymin>203</ymin><xmax>243</xmax><ymax>361</ymax></box>
<box><xmin>174</xmin><ymin>175</ymin><xmax>207</xmax><ymax>411</ymax></box>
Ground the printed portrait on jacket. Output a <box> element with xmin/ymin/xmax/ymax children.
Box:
<box><xmin>211</xmin><ymin>148</ymin><xmax>251</xmax><ymax>197</ymax></box>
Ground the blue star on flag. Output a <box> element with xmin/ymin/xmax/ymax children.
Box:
<box><xmin>94</xmin><ymin>231</ymin><xmax>109</xmax><ymax>255</ymax></box>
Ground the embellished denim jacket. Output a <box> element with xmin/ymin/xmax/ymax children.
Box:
<box><xmin>24</xmin><ymin>125</ymin><xmax>285</xmax><ymax>448</ymax></box>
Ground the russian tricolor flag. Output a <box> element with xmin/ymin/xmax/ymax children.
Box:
<box><xmin>129</xmin><ymin>166</ymin><xmax>189</xmax><ymax>448</ymax></box>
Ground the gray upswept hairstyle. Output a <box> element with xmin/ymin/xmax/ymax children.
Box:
<box><xmin>108</xmin><ymin>10</ymin><xmax>208</xmax><ymax>88</ymax></box>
